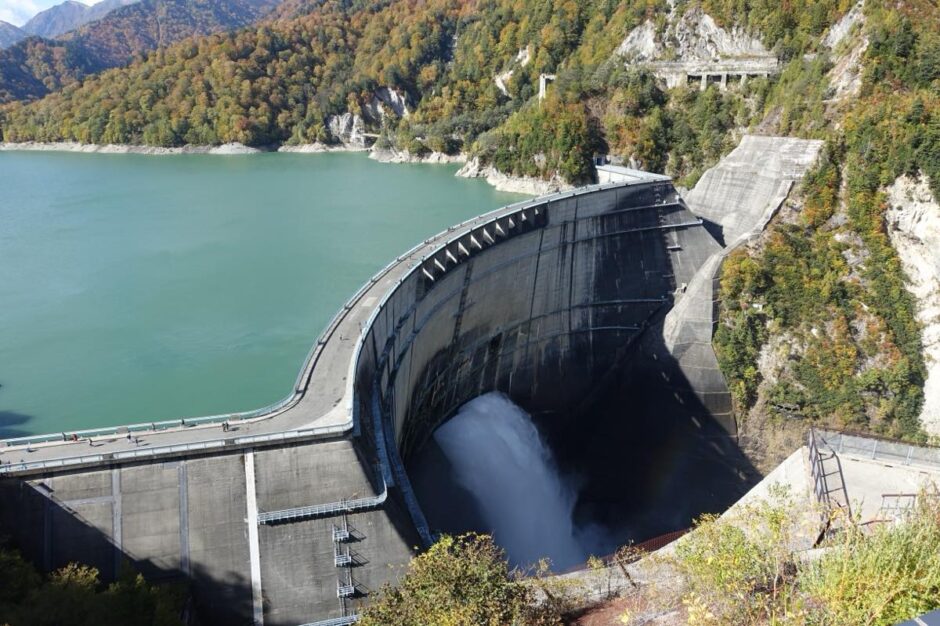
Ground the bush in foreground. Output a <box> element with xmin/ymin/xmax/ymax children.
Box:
<box><xmin>358</xmin><ymin>533</ymin><xmax>562</xmax><ymax>626</ymax></box>
<box><xmin>673</xmin><ymin>487</ymin><xmax>940</xmax><ymax>625</ymax></box>
<box><xmin>0</xmin><ymin>544</ymin><xmax>186</xmax><ymax>626</ymax></box>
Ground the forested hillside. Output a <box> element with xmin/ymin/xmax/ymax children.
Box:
<box><xmin>1</xmin><ymin>0</ymin><xmax>938</xmax><ymax>447</ymax></box>
<box><xmin>0</xmin><ymin>0</ymin><xmax>863</xmax><ymax>183</ymax></box>
<box><xmin>712</xmin><ymin>0</ymin><xmax>940</xmax><ymax>454</ymax></box>
<box><xmin>0</xmin><ymin>0</ymin><xmax>279</xmax><ymax>102</ymax></box>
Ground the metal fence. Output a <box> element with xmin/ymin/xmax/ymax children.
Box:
<box><xmin>257</xmin><ymin>486</ymin><xmax>387</xmax><ymax>525</ymax></box>
<box><xmin>0</xmin><ymin>424</ymin><xmax>349</xmax><ymax>476</ymax></box>
<box><xmin>817</xmin><ymin>430</ymin><xmax>940</xmax><ymax>472</ymax></box>
<box><xmin>299</xmin><ymin>615</ymin><xmax>359</xmax><ymax>626</ymax></box>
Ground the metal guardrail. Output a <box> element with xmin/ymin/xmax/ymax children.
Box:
<box><xmin>808</xmin><ymin>428</ymin><xmax>852</xmax><ymax>523</ymax></box>
<box><xmin>300</xmin><ymin>615</ymin><xmax>359</xmax><ymax>626</ymax></box>
<box><xmin>808</xmin><ymin>428</ymin><xmax>829</xmax><ymax>511</ymax></box>
<box><xmin>819</xmin><ymin>430</ymin><xmax>940</xmax><ymax>472</ymax></box>
<box><xmin>257</xmin><ymin>478</ymin><xmax>387</xmax><ymax>525</ymax></box>
<box><xmin>0</xmin><ymin>424</ymin><xmax>350</xmax><ymax>476</ymax></box>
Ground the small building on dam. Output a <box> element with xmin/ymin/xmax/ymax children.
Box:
<box><xmin>0</xmin><ymin>137</ymin><xmax>822</xmax><ymax>625</ymax></box>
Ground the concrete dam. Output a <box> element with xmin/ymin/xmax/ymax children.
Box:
<box><xmin>0</xmin><ymin>138</ymin><xmax>821</xmax><ymax>625</ymax></box>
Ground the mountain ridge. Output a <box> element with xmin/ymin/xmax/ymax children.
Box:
<box><xmin>21</xmin><ymin>0</ymin><xmax>143</xmax><ymax>39</ymax></box>
<box><xmin>23</xmin><ymin>0</ymin><xmax>90</xmax><ymax>38</ymax></box>
<box><xmin>0</xmin><ymin>20</ymin><xmax>27</xmax><ymax>49</ymax></box>
<box><xmin>0</xmin><ymin>0</ymin><xmax>280</xmax><ymax>102</ymax></box>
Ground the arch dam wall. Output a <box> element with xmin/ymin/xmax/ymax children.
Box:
<box><xmin>0</xmin><ymin>177</ymin><xmax>743</xmax><ymax>626</ymax></box>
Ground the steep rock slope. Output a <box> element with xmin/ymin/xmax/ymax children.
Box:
<box><xmin>886</xmin><ymin>175</ymin><xmax>940</xmax><ymax>435</ymax></box>
<box><xmin>617</xmin><ymin>6</ymin><xmax>770</xmax><ymax>62</ymax></box>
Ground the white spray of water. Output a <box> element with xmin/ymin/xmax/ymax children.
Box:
<box><xmin>433</xmin><ymin>391</ymin><xmax>586</xmax><ymax>569</ymax></box>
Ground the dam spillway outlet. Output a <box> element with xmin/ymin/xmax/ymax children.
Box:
<box><xmin>409</xmin><ymin>392</ymin><xmax>584</xmax><ymax>570</ymax></box>
<box><xmin>408</xmin><ymin>388</ymin><xmax>760</xmax><ymax>569</ymax></box>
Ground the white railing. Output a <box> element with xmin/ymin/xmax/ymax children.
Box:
<box><xmin>0</xmin><ymin>424</ymin><xmax>349</xmax><ymax>475</ymax></box>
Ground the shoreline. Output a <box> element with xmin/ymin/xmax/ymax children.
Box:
<box><xmin>0</xmin><ymin>140</ymin><xmax>564</xmax><ymax>196</ymax></box>
<box><xmin>0</xmin><ymin>141</ymin><xmax>266</xmax><ymax>155</ymax></box>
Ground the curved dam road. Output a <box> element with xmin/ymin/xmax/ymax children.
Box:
<box><xmin>0</xmin><ymin>172</ymin><xmax>678</xmax><ymax>475</ymax></box>
<box><xmin>0</xmin><ymin>171</ymin><xmax>749</xmax><ymax>626</ymax></box>
<box><xmin>0</xmin><ymin>188</ymin><xmax>607</xmax><ymax>472</ymax></box>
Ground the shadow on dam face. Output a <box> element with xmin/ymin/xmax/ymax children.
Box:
<box><xmin>407</xmin><ymin>319</ymin><xmax>762</xmax><ymax>569</ymax></box>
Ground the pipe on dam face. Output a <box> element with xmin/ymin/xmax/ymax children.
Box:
<box><xmin>352</xmin><ymin>178</ymin><xmax>742</xmax><ymax>548</ymax></box>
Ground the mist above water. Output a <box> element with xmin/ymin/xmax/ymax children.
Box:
<box><xmin>429</xmin><ymin>392</ymin><xmax>586</xmax><ymax>570</ymax></box>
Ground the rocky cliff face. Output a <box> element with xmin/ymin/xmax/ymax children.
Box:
<box><xmin>825</xmin><ymin>1</ymin><xmax>867</xmax><ymax>103</ymax></box>
<box><xmin>456</xmin><ymin>157</ymin><xmax>571</xmax><ymax>195</ymax></box>
<box><xmin>886</xmin><ymin>174</ymin><xmax>940</xmax><ymax>436</ymax></box>
<box><xmin>326</xmin><ymin>112</ymin><xmax>368</xmax><ymax>148</ymax></box>
<box><xmin>617</xmin><ymin>6</ymin><xmax>770</xmax><ymax>62</ymax></box>
<box><xmin>327</xmin><ymin>87</ymin><xmax>410</xmax><ymax>147</ymax></box>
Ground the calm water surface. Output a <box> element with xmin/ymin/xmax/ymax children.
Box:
<box><xmin>0</xmin><ymin>151</ymin><xmax>524</xmax><ymax>437</ymax></box>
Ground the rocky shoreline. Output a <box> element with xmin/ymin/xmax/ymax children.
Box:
<box><xmin>0</xmin><ymin>141</ymin><xmax>263</xmax><ymax>155</ymax></box>
<box><xmin>368</xmin><ymin>146</ymin><xmax>466</xmax><ymax>165</ymax></box>
<box><xmin>455</xmin><ymin>157</ymin><xmax>573</xmax><ymax>195</ymax></box>
<box><xmin>0</xmin><ymin>140</ymin><xmax>561</xmax><ymax>196</ymax></box>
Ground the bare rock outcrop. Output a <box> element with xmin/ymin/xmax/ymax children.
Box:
<box><xmin>369</xmin><ymin>147</ymin><xmax>465</xmax><ymax>164</ymax></box>
<box><xmin>617</xmin><ymin>7</ymin><xmax>770</xmax><ymax>63</ymax></box>
<box><xmin>494</xmin><ymin>47</ymin><xmax>531</xmax><ymax>96</ymax></box>
<box><xmin>455</xmin><ymin>157</ymin><xmax>571</xmax><ymax>195</ymax></box>
<box><xmin>886</xmin><ymin>174</ymin><xmax>940</xmax><ymax>435</ymax></box>
<box><xmin>825</xmin><ymin>1</ymin><xmax>867</xmax><ymax>103</ymax></box>
<box><xmin>363</xmin><ymin>87</ymin><xmax>412</xmax><ymax>121</ymax></box>
<box><xmin>824</xmin><ymin>1</ymin><xmax>864</xmax><ymax>49</ymax></box>
<box><xmin>326</xmin><ymin>112</ymin><xmax>368</xmax><ymax>148</ymax></box>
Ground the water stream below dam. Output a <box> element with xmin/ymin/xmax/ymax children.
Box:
<box><xmin>410</xmin><ymin>381</ymin><xmax>763</xmax><ymax>569</ymax></box>
<box><xmin>413</xmin><ymin>392</ymin><xmax>586</xmax><ymax>569</ymax></box>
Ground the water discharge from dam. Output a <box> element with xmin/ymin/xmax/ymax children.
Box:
<box><xmin>414</xmin><ymin>392</ymin><xmax>589</xmax><ymax>570</ymax></box>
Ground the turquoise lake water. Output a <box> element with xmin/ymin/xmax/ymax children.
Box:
<box><xmin>0</xmin><ymin>151</ymin><xmax>524</xmax><ymax>437</ymax></box>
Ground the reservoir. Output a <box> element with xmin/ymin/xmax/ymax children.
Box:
<box><xmin>0</xmin><ymin>150</ymin><xmax>524</xmax><ymax>437</ymax></box>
